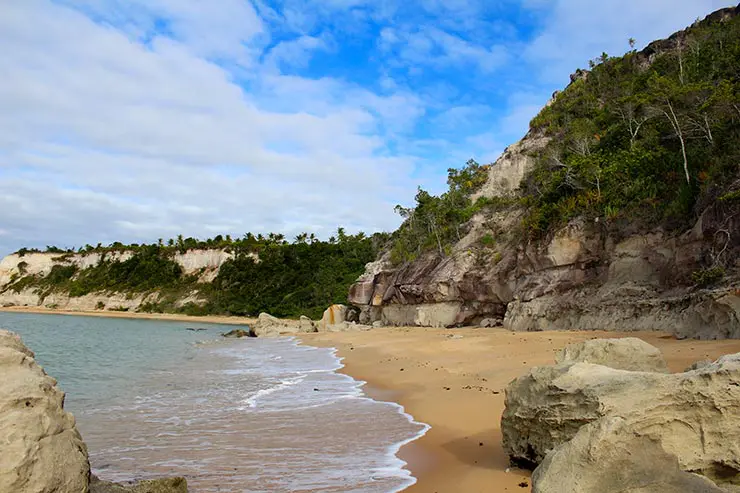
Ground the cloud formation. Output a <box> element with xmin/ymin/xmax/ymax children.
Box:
<box><xmin>0</xmin><ymin>0</ymin><xmax>732</xmax><ymax>254</ymax></box>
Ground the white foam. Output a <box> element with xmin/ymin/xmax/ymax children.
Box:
<box><xmin>242</xmin><ymin>375</ymin><xmax>306</xmax><ymax>409</ymax></box>
<box><xmin>291</xmin><ymin>340</ymin><xmax>432</xmax><ymax>492</ymax></box>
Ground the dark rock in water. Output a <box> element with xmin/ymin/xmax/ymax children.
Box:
<box><xmin>221</xmin><ymin>328</ymin><xmax>253</xmax><ymax>338</ymax></box>
<box><xmin>186</xmin><ymin>328</ymin><xmax>207</xmax><ymax>332</ymax></box>
<box><xmin>90</xmin><ymin>475</ymin><xmax>188</xmax><ymax>493</ymax></box>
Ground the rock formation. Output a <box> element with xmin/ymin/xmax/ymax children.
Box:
<box><xmin>0</xmin><ymin>329</ymin><xmax>188</xmax><ymax>493</ymax></box>
<box><xmin>0</xmin><ymin>248</ymin><xmax>248</xmax><ymax>312</ymax></box>
<box><xmin>0</xmin><ymin>329</ymin><xmax>89</xmax><ymax>493</ymax></box>
<box><xmin>222</xmin><ymin>328</ymin><xmax>252</xmax><ymax>338</ymax></box>
<box><xmin>501</xmin><ymin>342</ymin><xmax>740</xmax><ymax>491</ymax></box>
<box><xmin>346</xmin><ymin>7</ymin><xmax>740</xmax><ymax>340</ymax></box>
<box><xmin>531</xmin><ymin>417</ymin><xmax>727</xmax><ymax>493</ymax></box>
<box><xmin>249</xmin><ymin>312</ymin><xmax>317</xmax><ymax>337</ymax></box>
<box><xmin>90</xmin><ymin>476</ymin><xmax>188</xmax><ymax>493</ymax></box>
<box><xmin>319</xmin><ymin>304</ymin><xmax>348</xmax><ymax>331</ymax></box>
<box><xmin>555</xmin><ymin>337</ymin><xmax>669</xmax><ymax>373</ymax></box>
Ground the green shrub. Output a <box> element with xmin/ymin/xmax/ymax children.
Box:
<box><xmin>480</xmin><ymin>234</ymin><xmax>496</xmax><ymax>247</ymax></box>
<box><xmin>691</xmin><ymin>267</ymin><xmax>725</xmax><ymax>288</ymax></box>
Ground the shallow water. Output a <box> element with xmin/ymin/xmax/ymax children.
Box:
<box><xmin>1</xmin><ymin>312</ymin><xmax>428</xmax><ymax>492</ymax></box>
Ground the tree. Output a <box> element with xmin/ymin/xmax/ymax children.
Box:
<box><xmin>649</xmin><ymin>75</ymin><xmax>692</xmax><ymax>184</ymax></box>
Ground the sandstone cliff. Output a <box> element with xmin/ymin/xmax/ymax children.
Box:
<box><xmin>0</xmin><ymin>249</ymin><xmax>244</xmax><ymax>312</ymax></box>
<box><xmin>348</xmin><ymin>7</ymin><xmax>740</xmax><ymax>339</ymax></box>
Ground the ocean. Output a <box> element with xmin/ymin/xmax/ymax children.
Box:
<box><xmin>0</xmin><ymin>312</ymin><xmax>428</xmax><ymax>492</ymax></box>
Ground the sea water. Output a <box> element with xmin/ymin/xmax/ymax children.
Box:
<box><xmin>0</xmin><ymin>312</ymin><xmax>428</xmax><ymax>492</ymax></box>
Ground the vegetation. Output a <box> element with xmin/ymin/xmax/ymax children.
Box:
<box><xmin>6</xmin><ymin>230</ymin><xmax>386</xmax><ymax>320</ymax></box>
<box><xmin>204</xmin><ymin>231</ymin><xmax>383</xmax><ymax>319</ymax></box>
<box><xmin>389</xmin><ymin>159</ymin><xmax>510</xmax><ymax>264</ymax></box>
<box><xmin>522</xmin><ymin>14</ymin><xmax>740</xmax><ymax>236</ymax></box>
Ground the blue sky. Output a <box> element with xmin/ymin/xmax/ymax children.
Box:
<box><xmin>0</xmin><ymin>0</ymin><xmax>733</xmax><ymax>254</ymax></box>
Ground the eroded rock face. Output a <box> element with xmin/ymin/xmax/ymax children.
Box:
<box><xmin>531</xmin><ymin>417</ymin><xmax>726</xmax><ymax>493</ymax></box>
<box><xmin>555</xmin><ymin>338</ymin><xmax>669</xmax><ymax>373</ymax></box>
<box><xmin>350</xmin><ymin>213</ymin><xmax>739</xmax><ymax>337</ymax></box>
<box><xmin>502</xmin><ymin>352</ymin><xmax>740</xmax><ymax>489</ymax></box>
<box><xmin>0</xmin><ymin>329</ymin><xmax>90</xmax><ymax>493</ymax></box>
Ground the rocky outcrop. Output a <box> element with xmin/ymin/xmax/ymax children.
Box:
<box><xmin>222</xmin><ymin>328</ymin><xmax>252</xmax><ymax>338</ymax></box>
<box><xmin>531</xmin><ymin>417</ymin><xmax>727</xmax><ymax>493</ymax></box>
<box><xmin>0</xmin><ymin>330</ymin><xmax>188</xmax><ymax>493</ymax></box>
<box><xmin>250</xmin><ymin>312</ymin><xmax>317</xmax><ymax>337</ymax></box>
<box><xmin>345</xmin><ymin>8</ymin><xmax>740</xmax><ymax>340</ymax></box>
<box><xmin>0</xmin><ymin>329</ymin><xmax>89</xmax><ymax>493</ymax></box>
<box><xmin>555</xmin><ymin>337</ymin><xmax>669</xmax><ymax>373</ymax></box>
<box><xmin>349</xmin><ymin>199</ymin><xmax>740</xmax><ymax>338</ymax></box>
<box><xmin>471</xmin><ymin>131</ymin><xmax>549</xmax><ymax>200</ymax></box>
<box><xmin>90</xmin><ymin>475</ymin><xmax>188</xmax><ymax>493</ymax></box>
<box><xmin>501</xmin><ymin>348</ymin><xmax>740</xmax><ymax>490</ymax></box>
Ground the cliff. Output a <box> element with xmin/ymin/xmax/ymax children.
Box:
<box><xmin>348</xmin><ymin>6</ymin><xmax>740</xmax><ymax>339</ymax></box>
<box><xmin>0</xmin><ymin>231</ymin><xmax>379</xmax><ymax>319</ymax></box>
<box><xmin>0</xmin><ymin>249</ymin><xmax>238</xmax><ymax>312</ymax></box>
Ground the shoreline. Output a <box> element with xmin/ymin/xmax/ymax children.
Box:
<box><xmin>5</xmin><ymin>307</ymin><xmax>740</xmax><ymax>491</ymax></box>
<box><xmin>0</xmin><ymin>306</ymin><xmax>256</xmax><ymax>326</ymax></box>
<box><xmin>298</xmin><ymin>327</ymin><xmax>740</xmax><ymax>493</ymax></box>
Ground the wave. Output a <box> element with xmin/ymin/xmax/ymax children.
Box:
<box><xmin>242</xmin><ymin>375</ymin><xmax>306</xmax><ymax>409</ymax></box>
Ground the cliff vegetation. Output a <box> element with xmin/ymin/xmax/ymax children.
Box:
<box><xmin>3</xmin><ymin>230</ymin><xmax>386</xmax><ymax>319</ymax></box>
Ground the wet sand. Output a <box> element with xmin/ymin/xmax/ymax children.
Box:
<box><xmin>299</xmin><ymin>327</ymin><xmax>740</xmax><ymax>493</ymax></box>
<box><xmin>0</xmin><ymin>306</ymin><xmax>256</xmax><ymax>326</ymax></box>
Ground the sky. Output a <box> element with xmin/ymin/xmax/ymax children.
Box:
<box><xmin>0</xmin><ymin>0</ymin><xmax>734</xmax><ymax>254</ymax></box>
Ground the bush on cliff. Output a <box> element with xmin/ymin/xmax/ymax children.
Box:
<box><xmin>522</xmin><ymin>13</ymin><xmax>740</xmax><ymax>236</ymax></box>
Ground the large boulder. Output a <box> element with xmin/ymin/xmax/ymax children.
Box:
<box><xmin>250</xmin><ymin>313</ymin><xmax>317</xmax><ymax>337</ymax></box>
<box><xmin>531</xmin><ymin>417</ymin><xmax>726</xmax><ymax>493</ymax></box>
<box><xmin>555</xmin><ymin>337</ymin><xmax>669</xmax><ymax>373</ymax></box>
<box><xmin>0</xmin><ymin>329</ymin><xmax>90</xmax><ymax>493</ymax></box>
<box><xmin>299</xmin><ymin>316</ymin><xmax>316</xmax><ymax>333</ymax></box>
<box><xmin>319</xmin><ymin>304</ymin><xmax>348</xmax><ymax>331</ymax></box>
<box><xmin>221</xmin><ymin>328</ymin><xmax>252</xmax><ymax>338</ymax></box>
<box><xmin>502</xmin><ymin>352</ymin><xmax>740</xmax><ymax>489</ymax></box>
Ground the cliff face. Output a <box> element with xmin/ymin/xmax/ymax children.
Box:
<box><xmin>350</xmin><ymin>167</ymin><xmax>740</xmax><ymax>339</ymax></box>
<box><xmin>0</xmin><ymin>249</ymin><xmax>242</xmax><ymax>312</ymax></box>
<box><xmin>348</xmin><ymin>7</ymin><xmax>740</xmax><ymax>339</ymax></box>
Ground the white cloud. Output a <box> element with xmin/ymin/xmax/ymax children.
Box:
<box><xmin>380</xmin><ymin>26</ymin><xmax>509</xmax><ymax>73</ymax></box>
<box><xmin>523</xmin><ymin>0</ymin><xmax>736</xmax><ymax>83</ymax></box>
<box><xmin>0</xmin><ymin>0</ymin><xmax>731</xmax><ymax>255</ymax></box>
<box><xmin>0</xmin><ymin>0</ymin><xmax>421</xmax><ymax>253</ymax></box>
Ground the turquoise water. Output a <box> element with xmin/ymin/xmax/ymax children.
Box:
<box><xmin>0</xmin><ymin>312</ymin><xmax>428</xmax><ymax>492</ymax></box>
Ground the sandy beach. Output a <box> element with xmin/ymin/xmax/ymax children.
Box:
<box><xmin>0</xmin><ymin>306</ymin><xmax>256</xmax><ymax>326</ymax></box>
<box><xmin>4</xmin><ymin>306</ymin><xmax>740</xmax><ymax>492</ymax></box>
<box><xmin>299</xmin><ymin>327</ymin><xmax>740</xmax><ymax>493</ymax></box>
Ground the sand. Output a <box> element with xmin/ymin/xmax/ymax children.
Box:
<box><xmin>298</xmin><ymin>327</ymin><xmax>740</xmax><ymax>493</ymax></box>
<box><xmin>0</xmin><ymin>306</ymin><xmax>256</xmax><ymax>326</ymax></box>
<box><xmin>4</xmin><ymin>306</ymin><xmax>739</xmax><ymax>491</ymax></box>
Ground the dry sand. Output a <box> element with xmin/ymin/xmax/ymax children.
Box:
<box><xmin>0</xmin><ymin>305</ymin><xmax>256</xmax><ymax>326</ymax></box>
<box><xmin>299</xmin><ymin>327</ymin><xmax>740</xmax><ymax>493</ymax></box>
